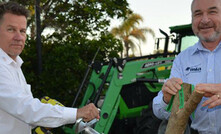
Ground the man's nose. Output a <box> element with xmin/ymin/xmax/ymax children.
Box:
<box><xmin>14</xmin><ymin>32</ymin><xmax>24</xmax><ymax>40</ymax></box>
<box><xmin>201</xmin><ymin>13</ymin><xmax>210</xmax><ymax>24</ymax></box>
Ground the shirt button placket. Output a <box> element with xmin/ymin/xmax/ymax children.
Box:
<box><xmin>207</xmin><ymin>52</ymin><xmax>214</xmax><ymax>83</ymax></box>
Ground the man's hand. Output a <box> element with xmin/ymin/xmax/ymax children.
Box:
<box><xmin>77</xmin><ymin>103</ymin><xmax>100</xmax><ymax>122</ymax></box>
<box><xmin>196</xmin><ymin>83</ymin><xmax>221</xmax><ymax>108</ymax></box>
<box><xmin>162</xmin><ymin>78</ymin><xmax>183</xmax><ymax>104</ymax></box>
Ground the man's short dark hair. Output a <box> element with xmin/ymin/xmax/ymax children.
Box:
<box><xmin>0</xmin><ymin>1</ymin><xmax>29</xmax><ymax>20</ymax></box>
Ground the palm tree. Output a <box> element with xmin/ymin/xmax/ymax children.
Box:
<box><xmin>111</xmin><ymin>13</ymin><xmax>155</xmax><ymax>57</ymax></box>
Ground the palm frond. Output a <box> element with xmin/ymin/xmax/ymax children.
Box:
<box><xmin>110</xmin><ymin>13</ymin><xmax>155</xmax><ymax>57</ymax></box>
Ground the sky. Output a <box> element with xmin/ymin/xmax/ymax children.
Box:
<box><xmin>127</xmin><ymin>0</ymin><xmax>193</xmax><ymax>35</ymax></box>
<box><xmin>110</xmin><ymin>0</ymin><xmax>194</xmax><ymax>55</ymax></box>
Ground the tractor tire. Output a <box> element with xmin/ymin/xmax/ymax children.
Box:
<box><xmin>134</xmin><ymin>105</ymin><xmax>162</xmax><ymax>134</ymax></box>
<box><xmin>109</xmin><ymin>117</ymin><xmax>137</xmax><ymax>134</ymax></box>
<box><xmin>157</xmin><ymin>120</ymin><xmax>191</xmax><ymax>134</ymax></box>
<box><xmin>157</xmin><ymin>120</ymin><xmax>167</xmax><ymax>134</ymax></box>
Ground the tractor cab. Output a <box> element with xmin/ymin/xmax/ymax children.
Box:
<box><xmin>170</xmin><ymin>24</ymin><xmax>198</xmax><ymax>52</ymax></box>
<box><xmin>155</xmin><ymin>24</ymin><xmax>198</xmax><ymax>56</ymax></box>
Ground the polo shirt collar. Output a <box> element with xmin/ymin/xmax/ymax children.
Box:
<box><xmin>191</xmin><ymin>41</ymin><xmax>221</xmax><ymax>55</ymax></box>
<box><xmin>0</xmin><ymin>48</ymin><xmax>23</xmax><ymax>67</ymax></box>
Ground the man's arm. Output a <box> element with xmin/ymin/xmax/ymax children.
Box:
<box><xmin>152</xmin><ymin>55</ymin><xmax>183</xmax><ymax>120</ymax></box>
<box><xmin>152</xmin><ymin>90</ymin><xmax>170</xmax><ymax>120</ymax></box>
<box><xmin>0</xmin><ymin>66</ymin><xmax>99</xmax><ymax>127</ymax></box>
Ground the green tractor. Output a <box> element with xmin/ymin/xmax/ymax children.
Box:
<box><xmin>63</xmin><ymin>24</ymin><xmax>198</xmax><ymax>134</ymax></box>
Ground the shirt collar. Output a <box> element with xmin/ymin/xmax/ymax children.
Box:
<box><xmin>191</xmin><ymin>40</ymin><xmax>221</xmax><ymax>55</ymax></box>
<box><xmin>0</xmin><ymin>48</ymin><xmax>23</xmax><ymax>67</ymax></box>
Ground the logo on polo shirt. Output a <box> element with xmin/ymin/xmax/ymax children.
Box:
<box><xmin>185</xmin><ymin>65</ymin><xmax>201</xmax><ymax>76</ymax></box>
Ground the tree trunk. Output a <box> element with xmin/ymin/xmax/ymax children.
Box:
<box><xmin>125</xmin><ymin>44</ymin><xmax>129</xmax><ymax>57</ymax></box>
<box><xmin>138</xmin><ymin>45</ymin><xmax>142</xmax><ymax>56</ymax></box>
<box><xmin>165</xmin><ymin>83</ymin><xmax>204</xmax><ymax>134</ymax></box>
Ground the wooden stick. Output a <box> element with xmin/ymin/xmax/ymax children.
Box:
<box><xmin>165</xmin><ymin>83</ymin><xmax>204</xmax><ymax>134</ymax></box>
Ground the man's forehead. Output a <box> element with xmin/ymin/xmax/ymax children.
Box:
<box><xmin>1</xmin><ymin>13</ymin><xmax>27</xmax><ymax>28</ymax></box>
<box><xmin>192</xmin><ymin>0</ymin><xmax>221</xmax><ymax>9</ymax></box>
